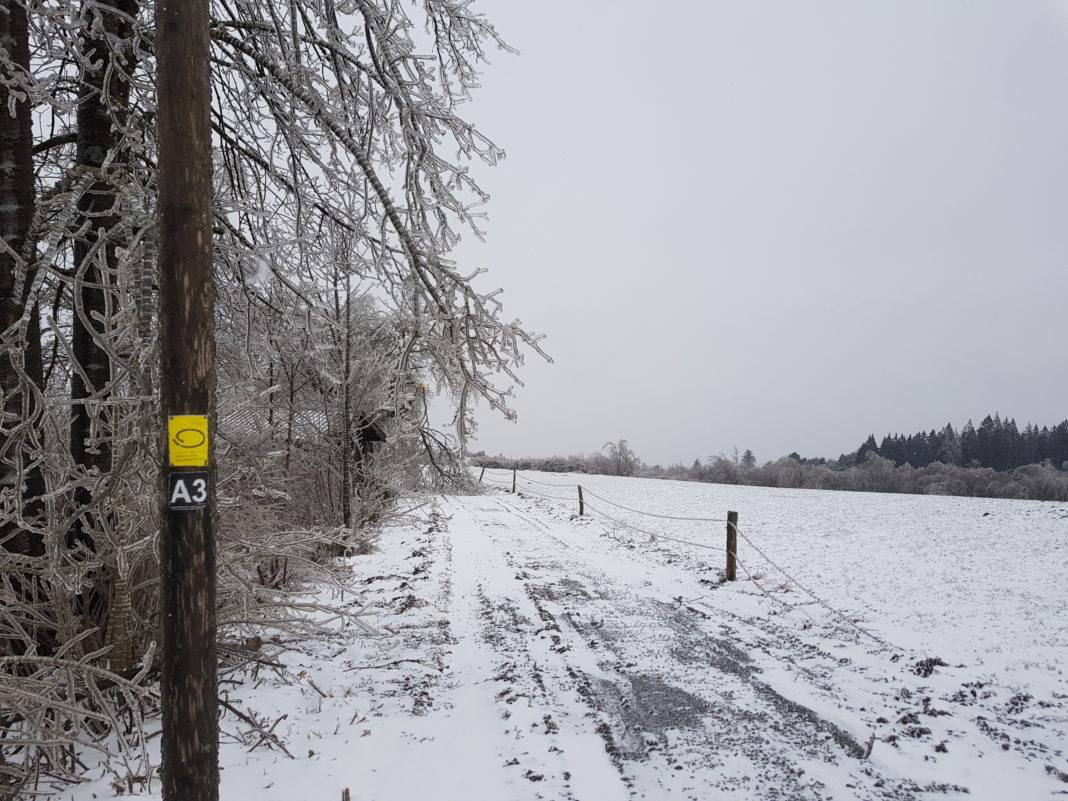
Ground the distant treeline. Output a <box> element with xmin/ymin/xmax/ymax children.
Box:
<box><xmin>842</xmin><ymin>415</ymin><xmax>1068</xmax><ymax>472</ymax></box>
<box><xmin>470</xmin><ymin>415</ymin><xmax>1068</xmax><ymax>502</ymax></box>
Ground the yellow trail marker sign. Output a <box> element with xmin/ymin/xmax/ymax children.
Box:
<box><xmin>168</xmin><ymin>415</ymin><xmax>209</xmax><ymax>467</ymax></box>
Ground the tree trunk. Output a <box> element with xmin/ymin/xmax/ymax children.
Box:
<box><xmin>341</xmin><ymin>284</ymin><xmax>352</xmax><ymax>529</ymax></box>
<box><xmin>68</xmin><ymin>0</ymin><xmax>139</xmax><ymax>552</ymax></box>
<box><xmin>0</xmin><ymin>0</ymin><xmax>44</xmax><ymax>559</ymax></box>
<box><xmin>267</xmin><ymin>358</ymin><xmax>275</xmax><ymax>426</ymax></box>
<box><xmin>284</xmin><ymin>378</ymin><xmax>295</xmax><ymax>472</ymax></box>
<box><xmin>0</xmin><ymin>0</ymin><xmax>52</xmax><ymax>658</ymax></box>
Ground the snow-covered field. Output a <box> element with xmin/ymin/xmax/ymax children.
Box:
<box><xmin>499</xmin><ymin>470</ymin><xmax>1068</xmax><ymax>688</ymax></box>
<box><xmin>67</xmin><ymin>473</ymin><xmax>1067</xmax><ymax>800</ymax></box>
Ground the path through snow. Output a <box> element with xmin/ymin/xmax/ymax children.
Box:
<box><xmin>432</xmin><ymin>493</ymin><xmax>912</xmax><ymax>800</ymax></box>
<box><xmin>68</xmin><ymin>487</ymin><xmax>1067</xmax><ymax>801</ymax></box>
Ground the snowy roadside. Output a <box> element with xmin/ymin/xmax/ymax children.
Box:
<box><xmin>66</xmin><ymin>483</ymin><xmax>1067</xmax><ymax>801</ymax></box>
<box><xmin>65</xmin><ymin>507</ymin><xmax>464</xmax><ymax>801</ymax></box>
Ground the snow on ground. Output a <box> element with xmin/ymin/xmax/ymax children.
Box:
<box><xmin>67</xmin><ymin>474</ymin><xmax>1068</xmax><ymax>800</ymax></box>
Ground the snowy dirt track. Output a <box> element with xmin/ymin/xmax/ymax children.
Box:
<box><xmin>347</xmin><ymin>485</ymin><xmax>1066</xmax><ymax>801</ymax></box>
<box><xmin>68</xmin><ymin>481</ymin><xmax>1068</xmax><ymax>801</ymax></box>
<box><xmin>433</xmin><ymin>493</ymin><xmax>901</xmax><ymax>801</ymax></box>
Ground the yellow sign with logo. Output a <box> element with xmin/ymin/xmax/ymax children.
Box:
<box><xmin>168</xmin><ymin>415</ymin><xmax>209</xmax><ymax>467</ymax></box>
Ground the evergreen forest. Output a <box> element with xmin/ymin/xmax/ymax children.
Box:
<box><xmin>843</xmin><ymin>415</ymin><xmax>1068</xmax><ymax>472</ymax></box>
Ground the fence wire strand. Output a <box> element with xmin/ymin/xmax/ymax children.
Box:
<box><xmin>730</xmin><ymin>521</ymin><xmax>902</xmax><ymax>650</ymax></box>
<box><xmin>514</xmin><ymin>480</ymin><xmax>579</xmax><ymax>502</ymax></box>
<box><xmin>483</xmin><ymin>469</ymin><xmax>715</xmax><ymax>520</ymax></box>
<box><xmin>478</xmin><ymin>468</ymin><xmax>905</xmax><ymax>652</ymax></box>
<box><xmin>723</xmin><ymin>545</ymin><xmax>826</xmax><ymax>630</ymax></box>
<box><xmin>513</xmin><ymin>473</ymin><xmax>581</xmax><ymax>488</ymax></box>
<box><xmin>578</xmin><ymin>486</ymin><xmax>719</xmax><ymax>522</ymax></box>
<box><xmin>583</xmin><ymin>502</ymin><xmax>715</xmax><ymax>550</ymax></box>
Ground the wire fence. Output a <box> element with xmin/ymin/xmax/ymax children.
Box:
<box><xmin>477</xmin><ymin>467</ymin><xmax>905</xmax><ymax>651</ymax></box>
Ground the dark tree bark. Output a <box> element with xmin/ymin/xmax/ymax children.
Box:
<box><xmin>1</xmin><ymin>0</ymin><xmax>42</xmax><ymax>556</ymax></box>
<box><xmin>68</xmin><ymin>0</ymin><xmax>139</xmax><ymax>552</ymax></box>
<box><xmin>1</xmin><ymin>0</ymin><xmax>52</xmax><ymax>658</ymax></box>
<box><xmin>157</xmin><ymin>1</ymin><xmax>219</xmax><ymax>798</ymax></box>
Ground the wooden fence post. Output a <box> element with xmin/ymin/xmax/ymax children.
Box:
<box><xmin>512</xmin><ymin>468</ymin><xmax>517</xmax><ymax>493</ymax></box>
<box><xmin>577</xmin><ymin>485</ymin><xmax>585</xmax><ymax>516</ymax></box>
<box><xmin>726</xmin><ymin>511</ymin><xmax>738</xmax><ymax>581</ymax></box>
<box><xmin>478</xmin><ymin>467</ymin><xmax>485</xmax><ymax>483</ymax></box>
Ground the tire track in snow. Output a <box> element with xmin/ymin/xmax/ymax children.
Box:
<box><xmin>441</xmin><ymin>495</ymin><xmax>631</xmax><ymax>801</ymax></box>
<box><xmin>449</xmin><ymin>493</ymin><xmax>924</xmax><ymax>800</ymax></box>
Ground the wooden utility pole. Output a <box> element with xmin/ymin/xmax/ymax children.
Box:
<box><xmin>157</xmin><ymin>2</ymin><xmax>219</xmax><ymax>799</ymax></box>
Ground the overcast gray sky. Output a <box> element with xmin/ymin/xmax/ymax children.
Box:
<box><xmin>452</xmin><ymin>0</ymin><xmax>1068</xmax><ymax>467</ymax></box>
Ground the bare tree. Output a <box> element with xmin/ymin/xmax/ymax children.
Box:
<box><xmin>208</xmin><ymin>0</ymin><xmax>547</xmax><ymax>434</ymax></box>
<box><xmin>1</xmin><ymin>0</ymin><xmax>542</xmax><ymax>791</ymax></box>
<box><xmin>602</xmin><ymin>439</ymin><xmax>640</xmax><ymax>477</ymax></box>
